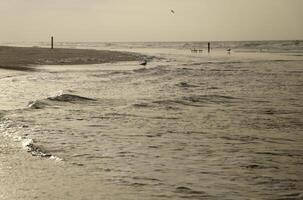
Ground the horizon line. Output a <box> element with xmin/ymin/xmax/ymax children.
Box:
<box><xmin>1</xmin><ymin>39</ymin><xmax>302</xmax><ymax>44</ymax></box>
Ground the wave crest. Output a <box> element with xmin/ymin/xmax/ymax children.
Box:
<box><xmin>21</xmin><ymin>138</ymin><xmax>63</xmax><ymax>161</ymax></box>
<box><xmin>28</xmin><ymin>93</ymin><xmax>95</xmax><ymax>109</ymax></box>
<box><xmin>48</xmin><ymin>93</ymin><xmax>95</xmax><ymax>102</ymax></box>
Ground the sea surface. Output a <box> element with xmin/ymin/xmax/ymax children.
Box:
<box><xmin>0</xmin><ymin>41</ymin><xmax>303</xmax><ymax>200</ymax></box>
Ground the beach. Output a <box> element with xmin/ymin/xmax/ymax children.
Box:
<box><xmin>0</xmin><ymin>41</ymin><xmax>303</xmax><ymax>200</ymax></box>
<box><xmin>0</xmin><ymin>46</ymin><xmax>143</xmax><ymax>71</ymax></box>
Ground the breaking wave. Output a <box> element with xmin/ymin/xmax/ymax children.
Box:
<box><xmin>21</xmin><ymin>138</ymin><xmax>62</xmax><ymax>161</ymax></box>
<box><xmin>28</xmin><ymin>93</ymin><xmax>95</xmax><ymax>109</ymax></box>
<box><xmin>1</xmin><ymin>91</ymin><xmax>94</xmax><ymax>160</ymax></box>
<box><xmin>0</xmin><ymin>118</ymin><xmax>62</xmax><ymax>161</ymax></box>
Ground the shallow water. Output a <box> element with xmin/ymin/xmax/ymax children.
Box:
<box><xmin>0</xmin><ymin>43</ymin><xmax>303</xmax><ymax>200</ymax></box>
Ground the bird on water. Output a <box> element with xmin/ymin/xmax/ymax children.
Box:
<box><xmin>140</xmin><ymin>60</ymin><xmax>147</xmax><ymax>66</ymax></box>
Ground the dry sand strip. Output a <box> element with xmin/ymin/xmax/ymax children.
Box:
<box><xmin>0</xmin><ymin>46</ymin><xmax>143</xmax><ymax>71</ymax></box>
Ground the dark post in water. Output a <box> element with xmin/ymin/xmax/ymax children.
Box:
<box><xmin>208</xmin><ymin>42</ymin><xmax>210</xmax><ymax>53</ymax></box>
<box><xmin>51</xmin><ymin>36</ymin><xmax>54</xmax><ymax>49</ymax></box>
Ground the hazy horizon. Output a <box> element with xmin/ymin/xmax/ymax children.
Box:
<box><xmin>0</xmin><ymin>0</ymin><xmax>302</xmax><ymax>42</ymax></box>
<box><xmin>2</xmin><ymin>39</ymin><xmax>303</xmax><ymax>44</ymax></box>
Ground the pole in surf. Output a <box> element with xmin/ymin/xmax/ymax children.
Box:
<box><xmin>51</xmin><ymin>36</ymin><xmax>54</xmax><ymax>49</ymax></box>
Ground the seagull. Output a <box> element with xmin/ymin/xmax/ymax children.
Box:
<box><xmin>140</xmin><ymin>60</ymin><xmax>147</xmax><ymax>66</ymax></box>
<box><xmin>171</xmin><ymin>9</ymin><xmax>175</xmax><ymax>14</ymax></box>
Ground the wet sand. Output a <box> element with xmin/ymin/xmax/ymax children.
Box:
<box><xmin>0</xmin><ymin>46</ymin><xmax>142</xmax><ymax>71</ymax></box>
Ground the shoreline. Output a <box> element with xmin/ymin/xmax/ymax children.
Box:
<box><xmin>0</xmin><ymin>46</ymin><xmax>144</xmax><ymax>71</ymax></box>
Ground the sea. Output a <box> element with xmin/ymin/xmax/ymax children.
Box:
<box><xmin>0</xmin><ymin>40</ymin><xmax>302</xmax><ymax>200</ymax></box>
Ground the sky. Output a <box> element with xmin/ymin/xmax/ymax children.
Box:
<box><xmin>0</xmin><ymin>0</ymin><xmax>302</xmax><ymax>42</ymax></box>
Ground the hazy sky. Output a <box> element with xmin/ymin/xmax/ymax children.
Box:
<box><xmin>0</xmin><ymin>0</ymin><xmax>302</xmax><ymax>42</ymax></box>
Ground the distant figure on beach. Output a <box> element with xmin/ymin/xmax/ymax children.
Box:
<box><xmin>190</xmin><ymin>49</ymin><xmax>198</xmax><ymax>53</ymax></box>
<box><xmin>190</xmin><ymin>49</ymin><xmax>203</xmax><ymax>53</ymax></box>
<box><xmin>140</xmin><ymin>60</ymin><xmax>147</xmax><ymax>66</ymax></box>
<box><xmin>171</xmin><ymin>9</ymin><xmax>175</xmax><ymax>14</ymax></box>
<box><xmin>227</xmin><ymin>48</ymin><xmax>232</xmax><ymax>55</ymax></box>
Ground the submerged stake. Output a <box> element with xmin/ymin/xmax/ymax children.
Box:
<box><xmin>51</xmin><ymin>36</ymin><xmax>54</xmax><ymax>49</ymax></box>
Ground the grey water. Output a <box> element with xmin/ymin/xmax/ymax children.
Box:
<box><xmin>0</xmin><ymin>41</ymin><xmax>303</xmax><ymax>200</ymax></box>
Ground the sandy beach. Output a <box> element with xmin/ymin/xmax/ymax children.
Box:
<box><xmin>0</xmin><ymin>46</ymin><xmax>143</xmax><ymax>71</ymax></box>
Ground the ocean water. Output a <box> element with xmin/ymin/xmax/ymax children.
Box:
<box><xmin>0</xmin><ymin>41</ymin><xmax>303</xmax><ymax>200</ymax></box>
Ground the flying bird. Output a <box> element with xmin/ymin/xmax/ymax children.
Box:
<box><xmin>171</xmin><ymin>9</ymin><xmax>175</xmax><ymax>14</ymax></box>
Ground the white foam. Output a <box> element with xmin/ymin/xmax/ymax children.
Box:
<box><xmin>1</xmin><ymin>118</ymin><xmax>63</xmax><ymax>162</ymax></box>
<box><xmin>21</xmin><ymin>138</ymin><xmax>34</xmax><ymax>152</ymax></box>
<box><xmin>49</xmin><ymin>155</ymin><xmax>63</xmax><ymax>162</ymax></box>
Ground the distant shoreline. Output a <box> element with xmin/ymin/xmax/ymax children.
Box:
<box><xmin>2</xmin><ymin>39</ymin><xmax>302</xmax><ymax>44</ymax></box>
<box><xmin>0</xmin><ymin>46</ymin><xmax>143</xmax><ymax>71</ymax></box>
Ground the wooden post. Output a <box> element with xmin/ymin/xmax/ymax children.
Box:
<box><xmin>51</xmin><ymin>36</ymin><xmax>54</xmax><ymax>49</ymax></box>
<box><xmin>208</xmin><ymin>42</ymin><xmax>210</xmax><ymax>53</ymax></box>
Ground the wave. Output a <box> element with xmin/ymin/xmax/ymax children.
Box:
<box><xmin>176</xmin><ymin>82</ymin><xmax>199</xmax><ymax>88</ymax></box>
<box><xmin>184</xmin><ymin>94</ymin><xmax>239</xmax><ymax>104</ymax></box>
<box><xmin>0</xmin><ymin>118</ymin><xmax>62</xmax><ymax>161</ymax></box>
<box><xmin>133</xmin><ymin>65</ymin><xmax>170</xmax><ymax>75</ymax></box>
<box><xmin>153</xmin><ymin>94</ymin><xmax>239</xmax><ymax>108</ymax></box>
<box><xmin>2</xmin><ymin>92</ymin><xmax>94</xmax><ymax>160</ymax></box>
<box><xmin>132</xmin><ymin>95</ymin><xmax>239</xmax><ymax>111</ymax></box>
<box><xmin>133</xmin><ymin>67</ymin><xmax>148</xmax><ymax>73</ymax></box>
<box><xmin>47</xmin><ymin>93</ymin><xmax>95</xmax><ymax>102</ymax></box>
<box><xmin>27</xmin><ymin>100</ymin><xmax>49</xmax><ymax>109</ymax></box>
<box><xmin>21</xmin><ymin>138</ymin><xmax>62</xmax><ymax>161</ymax></box>
<box><xmin>175</xmin><ymin>186</ymin><xmax>208</xmax><ymax>197</ymax></box>
<box><xmin>182</xmin><ymin>59</ymin><xmax>301</xmax><ymax>69</ymax></box>
<box><xmin>182</xmin><ymin>61</ymin><xmax>244</xmax><ymax>67</ymax></box>
<box><xmin>28</xmin><ymin>93</ymin><xmax>95</xmax><ymax>109</ymax></box>
<box><xmin>132</xmin><ymin>102</ymin><xmax>152</xmax><ymax>108</ymax></box>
